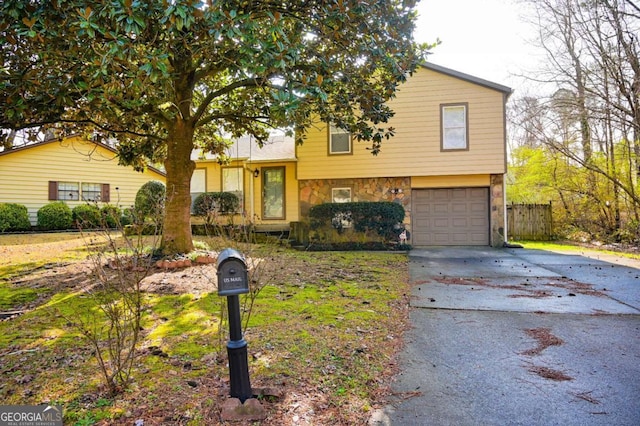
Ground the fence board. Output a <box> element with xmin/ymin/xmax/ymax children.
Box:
<box><xmin>507</xmin><ymin>203</ymin><xmax>552</xmax><ymax>241</ymax></box>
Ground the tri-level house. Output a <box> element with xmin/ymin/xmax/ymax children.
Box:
<box><xmin>193</xmin><ymin>62</ymin><xmax>512</xmax><ymax>246</ymax></box>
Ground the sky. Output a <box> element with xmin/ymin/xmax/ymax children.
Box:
<box><xmin>413</xmin><ymin>0</ymin><xmax>542</xmax><ymax>95</ymax></box>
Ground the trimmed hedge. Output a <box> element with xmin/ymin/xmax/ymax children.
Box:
<box><xmin>0</xmin><ymin>203</ymin><xmax>32</xmax><ymax>232</ymax></box>
<box><xmin>38</xmin><ymin>202</ymin><xmax>73</xmax><ymax>230</ymax></box>
<box><xmin>309</xmin><ymin>201</ymin><xmax>405</xmax><ymax>238</ymax></box>
<box><xmin>101</xmin><ymin>205</ymin><xmax>123</xmax><ymax>228</ymax></box>
<box><xmin>134</xmin><ymin>180</ymin><xmax>166</xmax><ymax>222</ymax></box>
<box><xmin>193</xmin><ymin>192</ymin><xmax>240</xmax><ymax>217</ymax></box>
<box><xmin>73</xmin><ymin>204</ymin><xmax>102</xmax><ymax>229</ymax></box>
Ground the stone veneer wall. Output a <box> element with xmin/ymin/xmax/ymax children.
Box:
<box><xmin>490</xmin><ymin>174</ymin><xmax>505</xmax><ymax>246</ymax></box>
<box><xmin>299</xmin><ymin>175</ymin><xmax>506</xmax><ymax>246</ymax></box>
<box><xmin>299</xmin><ymin>177</ymin><xmax>412</xmax><ymax>225</ymax></box>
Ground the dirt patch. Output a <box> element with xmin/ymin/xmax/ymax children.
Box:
<box><xmin>140</xmin><ymin>264</ymin><xmax>218</xmax><ymax>295</ymax></box>
<box><xmin>0</xmin><ymin>234</ymin><xmax>98</xmax><ymax>266</ymax></box>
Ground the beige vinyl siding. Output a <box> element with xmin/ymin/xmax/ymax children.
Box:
<box><xmin>254</xmin><ymin>162</ymin><xmax>299</xmax><ymax>224</ymax></box>
<box><xmin>193</xmin><ymin>160</ymin><xmax>299</xmax><ymax>225</ymax></box>
<box><xmin>412</xmin><ymin>174</ymin><xmax>491</xmax><ymax>188</ymax></box>
<box><xmin>0</xmin><ymin>137</ymin><xmax>165</xmax><ymax>225</ymax></box>
<box><xmin>296</xmin><ymin>67</ymin><xmax>507</xmax><ymax>179</ymax></box>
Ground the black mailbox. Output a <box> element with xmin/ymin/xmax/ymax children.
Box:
<box><xmin>217</xmin><ymin>248</ymin><xmax>249</xmax><ymax>296</ymax></box>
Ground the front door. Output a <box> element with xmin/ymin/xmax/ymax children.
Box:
<box><xmin>262</xmin><ymin>167</ymin><xmax>285</xmax><ymax>219</ymax></box>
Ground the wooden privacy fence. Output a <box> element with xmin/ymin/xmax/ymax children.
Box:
<box><xmin>507</xmin><ymin>203</ymin><xmax>553</xmax><ymax>241</ymax></box>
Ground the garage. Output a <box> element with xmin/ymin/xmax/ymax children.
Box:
<box><xmin>412</xmin><ymin>188</ymin><xmax>490</xmax><ymax>246</ymax></box>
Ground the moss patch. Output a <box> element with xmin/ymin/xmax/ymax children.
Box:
<box><xmin>0</xmin><ymin>247</ymin><xmax>411</xmax><ymax>425</ymax></box>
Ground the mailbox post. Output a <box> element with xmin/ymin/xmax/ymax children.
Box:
<box><xmin>216</xmin><ymin>248</ymin><xmax>253</xmax><ymax>403</ymax></box>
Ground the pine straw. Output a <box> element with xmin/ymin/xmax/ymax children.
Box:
<box><xmin>526</xmin><ymin>365</ymin><xmax>573</xmax><ymax>381</ymax></box>
<box><xmin>508</xmin><ymin>290</ymin><xmax>552</xmax><ymax>299</ymax></box>
<box><xmin>434</xmin><ymin>276</ymin><xmax>603</xmax><ymax>299</ymax></box>
<box><xmin>521</xmin><ymin>327</ymin><xmax>564</xmax><ymax>356</ymax></box>
<box><xmin>571</xmin><ymin>390</ymin><xmax>601</xmax><ymax>404</ymax></box>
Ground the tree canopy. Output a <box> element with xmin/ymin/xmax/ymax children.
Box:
<box><xmin>1</xmin><ymin>0</ymin><xmax>429</xmax><ymax>253</ymax></box>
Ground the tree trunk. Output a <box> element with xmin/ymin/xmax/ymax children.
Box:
<box><xmin>161</xmin><ymin>119</ymin><xmax>195</xmax><ymax>254</ymax></box>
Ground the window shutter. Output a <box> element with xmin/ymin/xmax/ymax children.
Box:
<box><xmin>48</xmin><ymin>181</ymin><xmax>58</xmax><ymax>200</ymax></box>
<box><xmin>101</xmin><ymin>184</ymin><xmax>111</xmax><ymax>202</ymax></box>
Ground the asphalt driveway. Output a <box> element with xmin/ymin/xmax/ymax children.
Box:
<box><xmin>371</xmin><ymin>246</ymin><xmax>640</xmax><ymax>426</ymax></box>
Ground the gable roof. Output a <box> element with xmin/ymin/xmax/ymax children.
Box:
<box><xmin>420</xmin><ymin>62</ymin><xmax>513</xmax><ymax>96</ymax></box>
<box><xmin>0</xmin><ymin>137</ymin><xmax>166</xmax><ymax>176</ymax></box>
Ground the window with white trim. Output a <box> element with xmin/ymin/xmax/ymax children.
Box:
<box><xmin>48</xmin><ymin>181</ymin><xmax>110</xmax><ymax>202</ymax></box>
<box><xmin>222</xmin><ymin>167</ymin><xmax>244</xmax><ymax>212</ymax></box>
<box><xmin>190</xmin><ymin>168</ymin><xmax>206</xmax><ymax>211</ymax></box>
<box><xmin>81</xmin><ymin>182</ymin><xmax>102</xmax><ymax>201</ymax></box>
<box><xmin>441</xmin><ymin>104</ymin><xmax>468</xmax><ymax>150</ymax></box>
<box><xmin>58</xmin><ymin>182</ymin><xmax>80</xmax><ymax>201</ymax></box>
<box><xmin>331</xmin><ymin>188</ymin><xmax>352</xmax><ymax>203</ymax></box>
<box><xmin>331</xmin><ymin>187</ymin><xmax>352</xmax><ymax>229</ymax></box>
<box><xmin>329</xmin><ymin>123</ymin><xmax>352</xmax><ymax>154</ymax></box>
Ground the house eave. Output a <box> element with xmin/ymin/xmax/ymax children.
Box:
<box><xmin>246</xmin><ymin>158</ymin><xmax>298</xmax><ymax>164</ymax></box>
<box><xmin>420</xmin><ymin>62</ymin><xmax>513</xmax><ymax>97</ymax></box>
<box><xmin>0</xmin><ymin>136</ymin><xmax>166</xmax><ymax>177</ymax></box>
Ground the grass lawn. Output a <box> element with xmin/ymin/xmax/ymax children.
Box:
<box><xmin>0</xmin><ymin>233</ymin><xmax>410</xmax><ymax>425</ymax></box>
<box><xmin>512</xmin><ymin>240</ymin><xmax>640</xmax><ymax>260</ymax></box>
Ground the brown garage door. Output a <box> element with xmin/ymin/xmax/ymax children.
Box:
<box><xmin>412</xmin><ymin>188</ymin><xmax>489</xmax><ymax>246</ymax></box>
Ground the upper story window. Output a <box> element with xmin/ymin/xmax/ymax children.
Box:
<box><xmin>441</xmin><ymin>103</ymin><xmax>468</xmax><ymax>150</ymax></box>
<box><xmin>329</xmin><ymin>123</ymin><xmax>352</xmax><ymax>155</ymax></box>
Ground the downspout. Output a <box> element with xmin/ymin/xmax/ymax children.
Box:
<box><xmin>503</xmin><ymin>180</ymin><xmax>508</xmax><ymax>244</ymax></box>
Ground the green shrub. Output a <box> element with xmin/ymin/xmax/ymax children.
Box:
<box><xmin>134</xmin><ymin>181</ymin><xmax>166</xmax><ymax>223</ymax></box>
<box><xmin>0</xmin><ymin>203</ymin><xmax>32</xmax><ymax>232</ymax></box>
<box><xmin>120</xmin><ymin>207</ymin><xmax>135</xmax><ymax>226</ymax></box>
<box><xmin>307</xmin><ymin>202</ymin><xmax>408</xmax><ymax>249</ymax></box>
<box><xmin>309</xmin><ymin>201</ymin><xmax>405</xmax><ymax>238</ymax></box>
<box><xmin>193</xmin><ymin>192</ymin><xmax>240</xmax><ymax>217</ymax></box>
<box><xmin>73</xmin><ymin>204</ymin><xmax>102</xmax><ymax>229</ymax></box>
<box><xmin>38</xmin><ymin>202</ymin><xmax>73</xmax><ymax>230</ymax></box>
<box><xmin>100</xmin><ymin>205</ymin><xmax>122</xmax><ymax>228</ymax></box>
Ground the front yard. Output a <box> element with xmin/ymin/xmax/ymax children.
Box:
<box><xmin>0</xmin><ymin>233</ymin><xmax>410</xmax><ymax>425</ymax></box>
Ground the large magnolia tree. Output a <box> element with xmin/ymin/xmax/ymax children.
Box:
<box><xmin>1</xmin><ymin>0</ymin><xmax>429</xmax><ymax>254</ymax></box>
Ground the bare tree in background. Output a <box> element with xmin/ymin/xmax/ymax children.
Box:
<box><xmin>511</xmin><ymin>0</ymin><xmax>640</xmax><ymax>241</ymax></box>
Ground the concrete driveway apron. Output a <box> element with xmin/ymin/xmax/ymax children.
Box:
<box><xmin>371</xmin><ymin>247</ymin><xmax>640</xmax><ymax>426</ymax></box>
